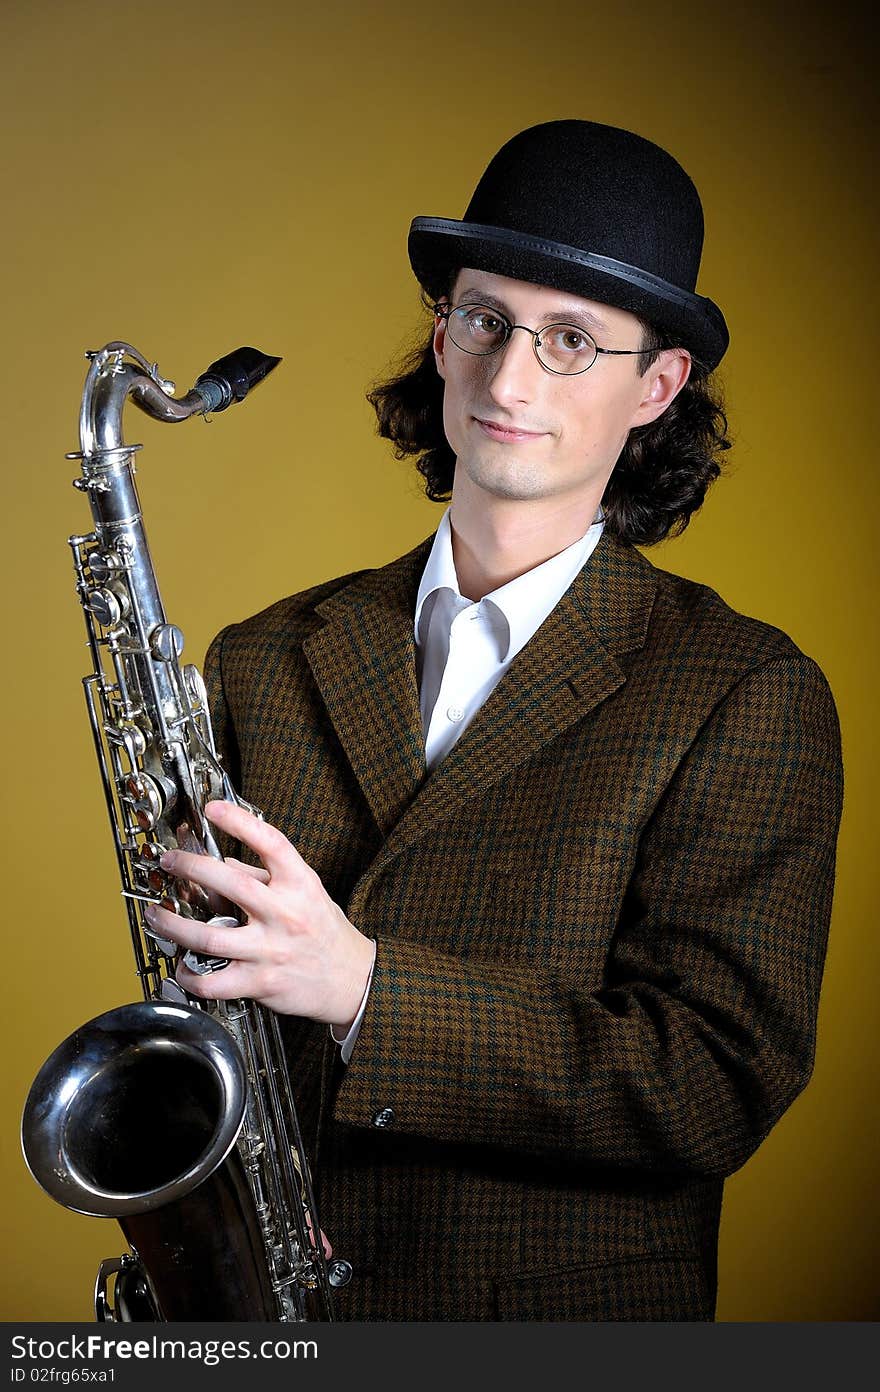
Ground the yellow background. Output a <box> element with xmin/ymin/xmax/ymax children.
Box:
<box><xmin>2</xmin><ymin>0</ymin><xmax>875</xmax><ymax>1321</ymax></box>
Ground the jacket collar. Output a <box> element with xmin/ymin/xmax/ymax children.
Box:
<box><xmin>302</xmin><ymin>525</ymin><xmax>658</xmax><ymax>871</ymax></box>
<box><xmin>414</xmin><ymin>505</ymin><xmax>606</xmax><ymax>664</ymax></box>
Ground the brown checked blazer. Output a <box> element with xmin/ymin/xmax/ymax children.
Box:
<box><xmin>204</xmin><ymin>527</ymin><xmax>843</xmax><ymax>1321</ymax></box>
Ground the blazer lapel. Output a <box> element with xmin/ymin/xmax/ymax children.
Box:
<box><xmin>361</xmin><ymin>529</ymin><xmax>659</xmax><ymax>878</ymax></box>
<box><xmin>301</xmin><ymin>538</ymin><xmax>431</xmax><ymax>837</ymax></box>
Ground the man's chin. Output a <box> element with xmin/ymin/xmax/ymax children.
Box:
<box><xmin>457</xmin><ymin>456</ymin><xmax>550</xmax><ymax>503</ymax></box>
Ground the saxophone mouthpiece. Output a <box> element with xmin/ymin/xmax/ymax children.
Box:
<box><xmin>195</xmin><ymin>347</ymin><xmax>282</xmax><ymax>413</ymax></box>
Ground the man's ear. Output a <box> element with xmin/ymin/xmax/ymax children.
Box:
<box><xmin>433</xmin><ymin>305</ymin><xmax>448</xmax><ymax>381</ymax></box>
<box><xmin>631</xmin><ymin>349</ymin><xmax>692</xmax><ymax>427</ymax></box>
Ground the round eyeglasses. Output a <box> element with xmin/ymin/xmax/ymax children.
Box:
<box><xmin>434</xmin><ymin>302</ymin><xmax>651</xmax><ymax>376</ymax></box>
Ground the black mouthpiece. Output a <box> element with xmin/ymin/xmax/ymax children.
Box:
<box><xmin>195</xmin><ymin>347</ymin><xmax>281</xmax><ymax>413</ymax></box>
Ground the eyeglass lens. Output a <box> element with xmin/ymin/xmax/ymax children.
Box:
<box><xmin>447</xmin><ymin>305</ymin><xmax>598</xmax><ymax>374</ymax></box>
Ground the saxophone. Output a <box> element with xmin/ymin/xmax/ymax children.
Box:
<box><xmin>21</xmin><ymin>342</ymin><xmax>351</xmax><ymax>1321</ymax></box>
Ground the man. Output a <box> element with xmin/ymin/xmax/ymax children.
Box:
<box><xmin>147</xmin><ymin>121</ymin><xmax>844</xmax><ymax>1320</ymax></box>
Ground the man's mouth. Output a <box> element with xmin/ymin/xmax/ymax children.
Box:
<box><xmin>474</xmin><ymin>417</ymin><xmax>546</xmax><ymax>442</ymax></box>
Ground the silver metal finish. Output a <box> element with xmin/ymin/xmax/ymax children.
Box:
<box><xmin>22</xmin><ymin>343</ymin><xmax>337</xmax><ymax>1322</ymax></box>
<box><xmin>23</xmin><ymin>1001</ymin><xmax>247</xmax><ymax>1219</ymax></box>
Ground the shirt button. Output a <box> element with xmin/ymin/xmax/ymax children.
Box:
<box><xmin>372</xmin><ymin>1107</ymin><xmax>395</xmax><ymax>1129</ymax></box>
<box><xmin>446</xmin><ymin>706</ymin><xmax>464</xmax><ymax>722</ymax></box>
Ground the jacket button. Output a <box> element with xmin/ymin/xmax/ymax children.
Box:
<box><xmin>371</xmin><ymin>1107</ymin><xmax>395</xmax><ymax>1128</ymax></box>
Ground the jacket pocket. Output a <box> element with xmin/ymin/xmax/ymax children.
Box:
<box><xmin>493</xmin><ymin>1253</ymin><xmax>714</xmax><ymax>1321</ymax></box>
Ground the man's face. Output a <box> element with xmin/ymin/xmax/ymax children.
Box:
<box><xmin>434</xmin><ymin>268</ymin><xmax>690</xmax><ymax>515</ymax></box>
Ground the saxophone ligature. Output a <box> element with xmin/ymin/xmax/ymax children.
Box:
<box><xmin>21</xmin><ymin>341</ymin><xmax>351</xmax><ymax>1321</ymax></box>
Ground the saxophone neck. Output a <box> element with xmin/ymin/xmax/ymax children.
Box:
<box><xmin>77</xmin><ymin>341</ymin><xmax>281</xmax><ymax>457</ymax></box>
<box><xmin>76</xmin><ymin>342</ymin><xmax>202</xmax><ymax>457</ymax></box>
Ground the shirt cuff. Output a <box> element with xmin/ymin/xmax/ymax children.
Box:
<box><xmin>329</xmin><ymin>938</ymin><xmax>377</xmax><ymax>1064</ymax></box>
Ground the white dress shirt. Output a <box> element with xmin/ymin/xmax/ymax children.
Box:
<box><xmin>415</xmin><ymin>507</ymin><xmax>605</xmax><ymax>768</ymax></box>
<box><xmin>332</xmin><ymin>504</ymin><xmax>605</xmax><ymax>1060</ymax></box>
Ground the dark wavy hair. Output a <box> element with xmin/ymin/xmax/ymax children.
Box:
<box><xmin>367</xmin><ymin>285</ymin><xmax>732</xmax><ymax>547</ymax></box>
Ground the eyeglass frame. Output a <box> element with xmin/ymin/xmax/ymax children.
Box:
<box><xmin>433</xmin><ymin>300</ymin><xmax>655</xmax><ymax>377</ymax></box>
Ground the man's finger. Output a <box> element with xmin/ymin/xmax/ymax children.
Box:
<box><xmin>224</xmin><ymin>857</ymin><xmax>271</xmax><ymax>884</ymax></box>
<box><xmin>144</xmin><ymin>902</ymin><xmax>256</xmax><ymax>962</ymax></box>
<box><xmin>206</xmin><ymin>800</ymin><xmax>308</xmax><ymax>880</ymax></box>
<box><xmin>159</xmin><ymin>846</ymin><xmax>274</xmax><ymax>919</ymax></box>
<box><xmin>175</xmin><ymin>956</ymin><xmax>253</xmax><ymax>1000</ymax></box>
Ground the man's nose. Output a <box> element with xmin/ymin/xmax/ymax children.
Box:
<box><xmin>487</xmin><ymin>327</ymin><xmax>542</xmax><ymax>406</ymax></box>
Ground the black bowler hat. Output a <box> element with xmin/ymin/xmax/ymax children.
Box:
<box><xmin>408</xmin><ymin>120</ymin><xmax>729</xmax><ymax>370</ymax></box>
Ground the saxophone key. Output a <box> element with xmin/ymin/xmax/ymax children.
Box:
<box><xmin>121</xmin><ymin>889</ymin><xmax>177</xmax><ymax>957</ymax></box>
<box><xmin>132</xmin><ymin>841</ymin><xmax>170</xmax><ymax>891</ymax></box>
<box><xmin>150</xmin><ymin>624</ymin><xmax>185</xmax><ymax>662</ymax></box>
<box><xmin>87</xmin><ymin>550</ymin><xmax>126</xmax><ymax>584</ymax></box>
<box><xmin>140</xmin><ymin>865</ymin><xmax>168</xmax><ymax>893</ymax></box>
<box><xmin>104</xmin><ymin>718</ymin><xmax>148</xmax><ymax>759</ymax></box>
<box><xmin>142</xmin><ymin>891</ymin><xmax>194</xmax><ymax>958</ymax></box>
<box><xmin>135</xmin><ymin>839</ymin><xmax>167</xmax><ymax>865</ymax></box>
<box><xmin>120</xmin><ymin>770</ymin><xmax>177</xmax><ymax>828</ymax></box>
<box><xmin>182</xmin><ymin>914</ymin><xmax>236</xmax><ymax>976</ymax></box>
<box><xmin>87</xmin><ymin>585</ymin><xmax>130</xmax><ymax>628</ymax></box>
<box><xmin>143</xmin><ymin>929</ymin><xmax>178</xmax><ymax>958</ymax></box>
<box><xmin>158</xmin><ymin>977</ymin><xmax>188</xmax><ymax>1004</ymax></box>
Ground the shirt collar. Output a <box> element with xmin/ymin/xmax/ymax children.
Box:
<box><xmin>414</xmin><ymin>505</ymin><xmax>605</xmax><ymax>662</ymax></box>
<box><xmin>414</xmin><ymin>508</ymin><xmax>460</xmax><ymax>639</ymax></box>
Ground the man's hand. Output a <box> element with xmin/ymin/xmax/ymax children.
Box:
<box><xmin>144</xmin><ymin>800</ymin><xmax>374</xmax><ymax>1032</ymax></box>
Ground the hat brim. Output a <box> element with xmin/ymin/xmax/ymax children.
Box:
<box><xmin>409</xmin><ymin>217</ymin><xmax>729</xmax><ymax>371</ymax></box>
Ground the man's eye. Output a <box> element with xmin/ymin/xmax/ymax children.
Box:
<box><xmin>467</xmin><ymin>311</ymin><xmax>503</xmax><ymax>333</ymax></box>
<box><xmin>549</xmin><ymin>327</ymin><xmax>589</xmax><ymax>352</ymax></box>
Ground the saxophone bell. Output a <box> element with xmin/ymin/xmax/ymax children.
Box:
<box><xmin>21</xmin><ymin>1000</ymin><xmax>280</xmax><ymax>1321</ymax></box>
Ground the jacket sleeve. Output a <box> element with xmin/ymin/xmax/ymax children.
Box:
<box><xmin>332</xmin><ymin>653</ymin><xmax>844</xmax><ymax>1178</ymax></box>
